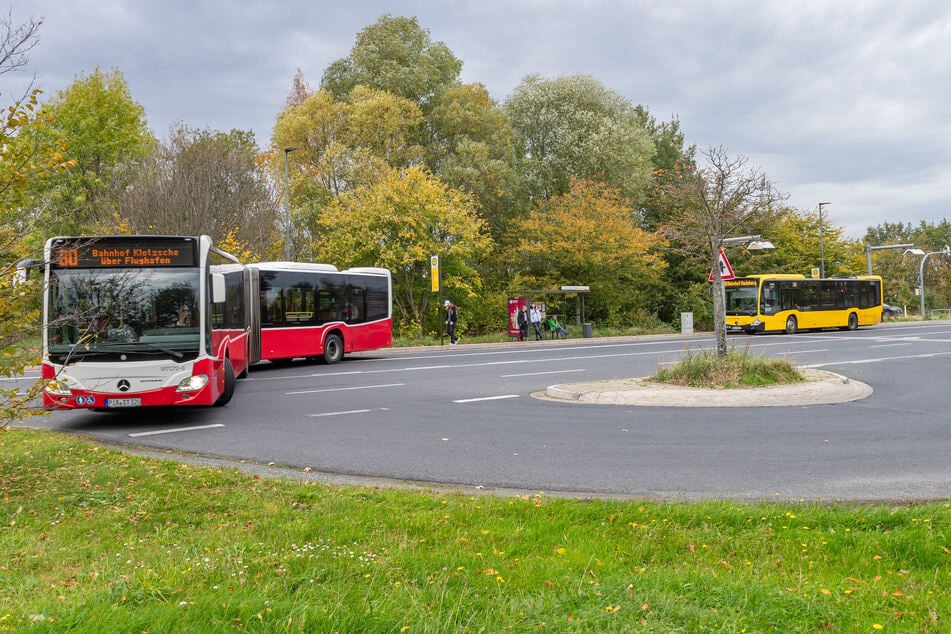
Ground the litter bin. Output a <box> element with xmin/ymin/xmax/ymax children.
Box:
<box><xmin>582</xmin><ymin>322</ymin><xmax>592</xmax><ymax>338</ymax></box>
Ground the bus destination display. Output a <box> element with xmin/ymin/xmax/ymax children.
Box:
<box><xmin>53</xmin><ymin>240</ymin><xmax>197</xmax><ymax>268</ymax></box>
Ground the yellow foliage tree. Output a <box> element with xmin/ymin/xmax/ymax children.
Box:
<box><xmin>315</xmin><ymin>166</ymin><xmax>492</xmax><ymax>338</ymax></box>
<box><xmin>514</xmin><ymin>178</ymin><xmax>668</xmax><ymax>324</ymax></box>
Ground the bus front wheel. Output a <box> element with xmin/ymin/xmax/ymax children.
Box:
<box><xmin>215</xmin><ymin>358</ymin><xmax>235</xmax><ymax>406</ymax></box>
<box><xmin>322</xmin><ymin>333</ymin><xmax>344</xmax><ymax>364</ymax></box>
<box><xmin>845</xmin><ymin>312</ymin><xmax>859</xmax><ymax>331</ymax></box>
<box><xmin>785</xmin><ymin>316</ymin><xmax>798</xmax><ymax>335</ymax></box>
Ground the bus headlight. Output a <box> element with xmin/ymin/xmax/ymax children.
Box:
<box><xmin>44</xmin><ymin>380</ymin><xmax>72</xmax><ymax>396</ymax></box>
<box><xmin>177</xmin><ymin>374</ymin><xmax>209</xmax><ymax>393</ymax></box>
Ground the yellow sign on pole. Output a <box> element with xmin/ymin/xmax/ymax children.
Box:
<box><xmin>430</xmin><ymin>255</ymin><xmax>440</xmax><ymax>292</ymax></box>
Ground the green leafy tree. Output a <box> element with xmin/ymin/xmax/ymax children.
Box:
<box><xmin>314</xmin><ymin>166</ymin><xmax>492</xmax><ymax>338</ymax></box>
<box><xmin>426</xmin><ymin>82</ymin><xmax>518</xmax><ymax>244</ymax></box>
<box><xmin>26</xmin><ymin>67</ymin><xmax>154</xmax><ymax>234</ymax></box>
<box><xmin>320</xmin><ymin>14</ymin><xmax>462</xmax><ymax>112</ymax></box>
<box><xmin>513</xmin><ymin>178</ymin><xmax>667</xmax><ymax>325</ymax></box>
<box><xmin>864</xmin><ymin>219</ymin><xmax>951</xmax><ymax>315</ymax></box>
<box><xmin>659</xmin><ymin>146</ymin><xmax>786</xmax><ymax>356</ymax></box>
<box><xmin>503</xmin><ymin>73</ymin><xmax>655</xmax><ymax>204</ymax></box>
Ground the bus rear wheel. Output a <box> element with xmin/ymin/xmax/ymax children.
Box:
<box><xmin>845</xmin><ymin>312</ymin><xmax>859</xmax><ymax>331</ymax></box>
<box><xmin>785</xmin><ymin>316</ymin><xmax>798</xmax><ymax>335</ymax></box>
<box><xmin>322</xmin><ymin>333</ymin><xmax>344</xmax><ymax>364</ymax></box>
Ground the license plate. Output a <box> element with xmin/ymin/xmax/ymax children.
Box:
<box><xmin>105</xmin><ymin>398</ymin><xmax>142</xmax><ymax>408</ymax></box>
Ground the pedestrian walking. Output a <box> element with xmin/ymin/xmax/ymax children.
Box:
<box><xmin>444</xmin><ymin>299</ymin><xmax>459</xmax><ymax>345</ymax></box>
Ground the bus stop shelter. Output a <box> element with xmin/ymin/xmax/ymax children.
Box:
<box><xmin>508</xmin><ymin>285</ymin><xmax>591</xmax><ymax>338</ymax></box>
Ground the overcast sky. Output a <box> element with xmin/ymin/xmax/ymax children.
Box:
<box><xmin>7</xmin><ymin>0</ymin><xmax>951</xmax><ymax>239</ymax></box>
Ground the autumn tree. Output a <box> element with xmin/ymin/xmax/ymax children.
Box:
<box><xmin>271</xmin><ymin>86</ymin><xmax>424</xmax><ymax>260</ymax></box>
<box><xmin>659</xmin><ymin>146</ymin><xmax>786</xmax><ymax>356</ymax></box>
<box><xmin>503</xmin><ymin>73</ymin><xmax>655</xmax><ymax>204</ymax></box>
<box><xmin>114</xmin><ymin>125</ymin><xmax>279</xmax><ymax>259</ymax></box>
<box><xmin>513</xmin><ymin>178</ymin><xmax>668</xmax><ymax>324</ymax></box>
<box><xmin>0</xmin><ymin>11</ymin><xmax>74</xmax><ymax>425</ymax></box>
<box><xmin>314</xmin><ymin>166</ymin><xmax>492</xmax><ymax>338</ymax></box>
<box><xmin>24</xmin><ymin>66</ymin><xmax>154</xmax><ymax>234</ymax></box>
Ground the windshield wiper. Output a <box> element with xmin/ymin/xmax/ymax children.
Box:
<box><xmin>136</xmin><ymin>342</ymin><xmax>184</xmax><ymax>359</ymax></box>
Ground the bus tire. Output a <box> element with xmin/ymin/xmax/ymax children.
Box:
<box><xmin>215</xmin><ymin>358</ymin><xmax>235</xmax><ymax>406</ymax></box>
<box><xmin>322</xmin><ymin>333</ymin><xmax>344</xmax><ymax>364</ymax></box>
<box><xmin>845</xmin><ymin>312</ymin><xmax>859</xmax><ymax>331</ymax></box>
<box><xmin>785</xmin><ymin>316</ymin><xmax>798</xmax><ymax>335</ymax></box>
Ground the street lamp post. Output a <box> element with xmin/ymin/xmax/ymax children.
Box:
<box><xmin>916</xmin><ymin>245</ymin><xmax>951</xmax><ymax>318</ymax></box>
<box><xmin>818</xmin><ymin>202</ymin><xmax>830</xmax><ymax>278</ymax></box>
<box><xmin>866</xmin><ymin>243</ymin><xmax>916</xmax><ymax>275</ymax></box>
<box><xmin>283</xmin><ymin>146</ymin><xmax>297</xmax><ymax>261</ymax></box>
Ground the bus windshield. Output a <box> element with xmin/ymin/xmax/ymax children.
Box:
<box><xmin>47</xmin><ymin>268</ymin><xmax>201</xmax><ymax>361</ymax></box>
<box><xmin>725</xmin><ymin>284</ymin><xmax>759</xmax><ymax>316</ymax></box>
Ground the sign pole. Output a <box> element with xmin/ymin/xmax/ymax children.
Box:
<box><xmin>431</xmin><ymin>255</ymin><xmax>443</xmax><ymax>345</ymax></box>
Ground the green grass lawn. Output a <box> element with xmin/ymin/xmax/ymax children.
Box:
<box><xmin>2</xmin><ymin>428</ymin><xmax>948</xmax><ymax>632</ymax></box>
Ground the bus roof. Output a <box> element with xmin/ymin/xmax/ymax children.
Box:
<box><xmin>249</xmin><ymin>262</ymin><xmax>391</xmax><ymax>277</ymax></box>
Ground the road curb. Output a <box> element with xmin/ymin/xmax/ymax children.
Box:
<box><xmin>543</xmin><ymin>369</ymin><xmax>872</xmax><ymax>407</ymax></box>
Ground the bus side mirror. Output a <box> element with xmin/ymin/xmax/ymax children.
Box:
<box><xmin>211</xmin><ymin>273</ymin><xmax>226</xmax><ymax>303</ymax></box>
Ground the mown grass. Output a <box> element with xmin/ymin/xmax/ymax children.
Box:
<box><xmin>2</xmin><ymin>428</ymin><xmax>949</xmax><ymax>632</ymax></box>
<box><xmin>653</xmin><ymin>348</ymin><xmax>804</xmax><ymax>389</ymax></box>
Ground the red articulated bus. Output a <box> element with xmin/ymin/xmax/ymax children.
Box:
<box><xmin>37</xmin><ymin>237</ymin><xmax>393</xmax><ymax>411</ymax></box>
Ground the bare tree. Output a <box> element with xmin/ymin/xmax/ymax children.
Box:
<box><xmin>660</xmin><ymin>146</ymin><xmax>787</xmax><ymax>356</ymax></box>
<box><xmin>115</xmin><ymin>125</ymin><xmax>280</xmax><ymax>258</ymax></box>
<box><xmin>0</xmin><ymin>9</ymin><xmax>42</xmax><ymax>76</ymax></box>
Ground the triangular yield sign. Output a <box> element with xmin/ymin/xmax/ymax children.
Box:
<box><xmin>708</xmin><ymin>248</ymin><xmax>736</xmax><ymax>281</ymax></box>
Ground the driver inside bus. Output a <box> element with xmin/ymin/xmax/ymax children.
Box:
<box><xmin>174</xmin><ymin>303</ymin><xmax>193</xmax><ymax>327</ymax></box>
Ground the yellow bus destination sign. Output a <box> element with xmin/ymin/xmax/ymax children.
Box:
<box><xmin>724</xmin><ymin>278</ymin><xmax>756</xmax><ymax>288</ymax></box>
<box><xmin>52</xmin><ymin>239</ymin><xmax>198</xmax><ymax>268</ymax></box>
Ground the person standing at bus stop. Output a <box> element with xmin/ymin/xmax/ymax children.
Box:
<box><xmin>530</xmin><ymin>303</ymin><xmax>543</xmax><ymax>340</ymax></box>
<box><xmin>444</xmin><ymin>299</ymin><xmax>459</xmax><ymax>345</ymax></box>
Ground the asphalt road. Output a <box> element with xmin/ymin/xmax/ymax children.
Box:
<box><xmin>13</xmin><ymin>321</ymin><xmax>951</xmax><ymax>501</ymax></box>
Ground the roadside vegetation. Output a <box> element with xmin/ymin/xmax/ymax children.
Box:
<box><xmin>653</xmin><ymin>347</ymin><xmax>804</xmax><ymax>388</ymax></box>
<box><xmin>2</xmin><ymin>428</ymin><xmax>948</xmax><ymax>632</ymax></box>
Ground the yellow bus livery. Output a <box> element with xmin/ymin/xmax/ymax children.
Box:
<box><xmin>724</xmin><ymin>274</ymin><xmax>883</xmax><ymax>334</ymax></box>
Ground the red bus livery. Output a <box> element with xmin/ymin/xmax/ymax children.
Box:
<box><xmin>39</xmin><ymin>236</ymin><xmax>393</xmax><ymax>410</ymax></box>
<box><xmin>250</xmin><ymin>261</ymin><xmax>392</xmax><ymax>365</ymax></box>
<box><xmin>42</xmin><ymin>235</ymin><xmax>251</xmax><ymax>409</ymax></box>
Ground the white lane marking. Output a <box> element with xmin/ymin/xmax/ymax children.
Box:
<box><xmin>309</xmin><ymin>409</ymin><xmax>373</xmax><ymax>417</ymax></box>
<box><xmin>778</xmin><ymin>349</ymin><xmax>827</xmax><ymax>355</ymax></box>
<box><xmin>501</xmin><ymin>368</ymin><xmax>587</xmax><ymax>378</ymax></box>
<box><xmin>453</xmin><ymin>394</ymin><xmax>520</xmax><ymax>403</ymax></box>
<box><xmin>129</xmin><ymin>424</ymin><xmax>225</xmax><ymax>437</ymax></box>
<box><xmin>869</xmin><ymin>343</ymin><xmax>913</xmax><ymax>348</ymax></box>
<box><xmin>286</xmin><ymin>382</ymin><xmax>404</xmax><ymax>395</ymax></box>
<box><xmin>806</xmin><ymin>350</ymin><xmax>951</xmax><ymax>367</ymax></box>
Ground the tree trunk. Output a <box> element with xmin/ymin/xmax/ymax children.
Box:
<box><xmin>711</xmin><ymin>246</ymin><xmax>727</xmax><ymax>357</ymax></box>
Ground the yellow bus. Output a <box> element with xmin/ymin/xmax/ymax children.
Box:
<box><xmin>724</xmin><ymin>274</ymin><xmax>884</xmax><ymax>334</ymax></box>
